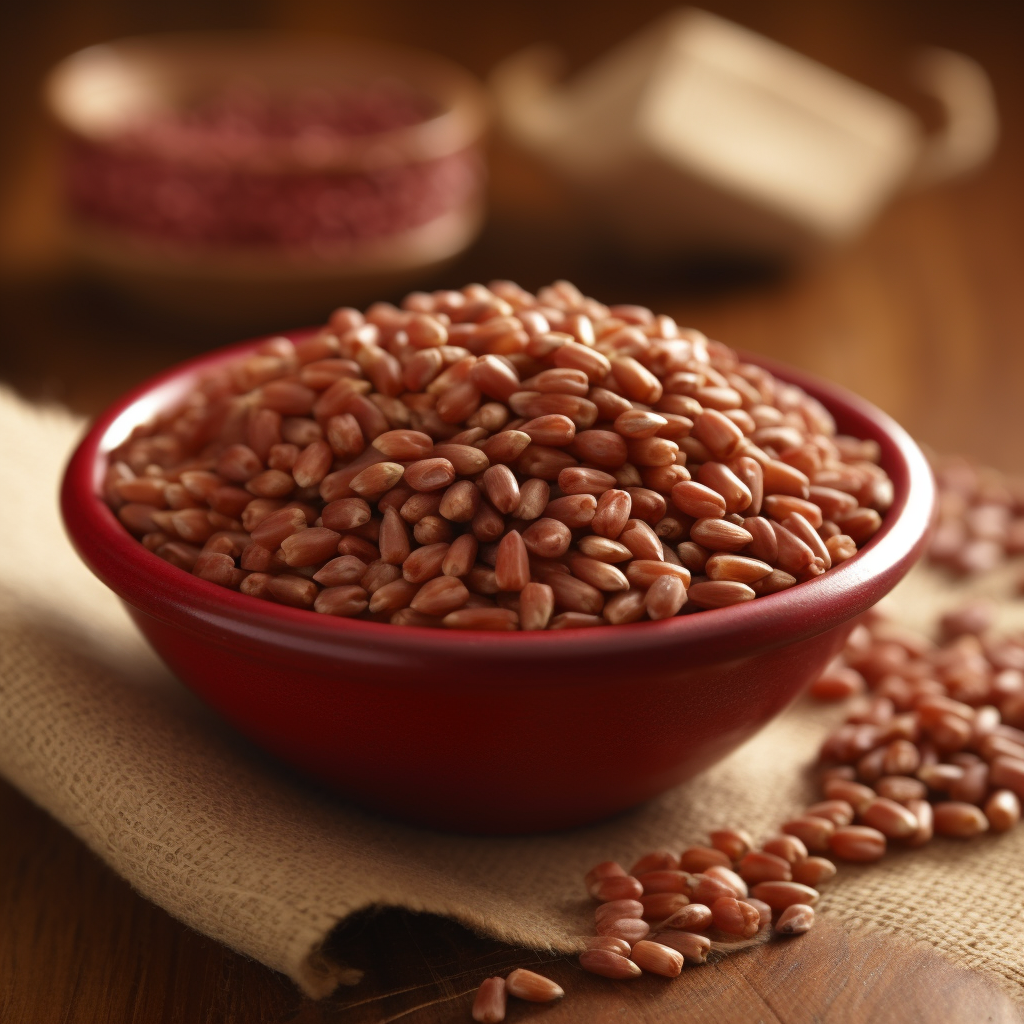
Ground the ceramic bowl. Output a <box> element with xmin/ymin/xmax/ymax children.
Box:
<box><xmin>45</xmin><ymin>33</ymin><xmax>488</xmax><ymax>326</ymax></box>
<box><xmin>61</xmin><ymin>333</ymin><xmax>934</xmax><ymax>833</ymax></box>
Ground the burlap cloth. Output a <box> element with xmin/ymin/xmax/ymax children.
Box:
<box><xmin>2</xmin><ymin>388</ymin><xmax>1022</xmax><ymax>1004</ymax></box>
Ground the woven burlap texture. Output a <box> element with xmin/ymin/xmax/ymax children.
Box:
<box><xmin>1</xmin><ymin>388</ymin><xmax>1022</xmax><ymax>1003</ymax></box>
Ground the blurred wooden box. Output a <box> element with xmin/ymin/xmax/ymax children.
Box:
<box><xmin>492</xmin><ymin>8</ymin><xmax>996</xmax><ymax>259</ymax></box>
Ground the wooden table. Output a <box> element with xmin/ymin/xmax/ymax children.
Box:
<box><xmin>2</xmin><ymin>1</ymin><xmax>1023</xmax><ymax>1020</ymax></box>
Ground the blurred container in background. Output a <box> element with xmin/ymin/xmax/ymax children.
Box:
<box><xmin>492</xmin><ymin>8</ymin><xmax>997</xmax><ymax>263</ymax></box>
<box><xmin>45</xmin><ymin>33</ymin><xmax>487</xmax><ymax>326</ymax></box>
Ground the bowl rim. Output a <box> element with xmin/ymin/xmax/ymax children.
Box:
<box><xmin>44</xmin><ymin>30</ymin><xmax>489</xmax><ymax>173</ymax></box>
<box><xmin>61</xmin><ymin>330</ymin><xmax>935</xmax><ymax>668</ymax></box>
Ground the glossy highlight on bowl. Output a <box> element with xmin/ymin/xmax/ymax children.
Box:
<box><xmin>61</xmin><ymin>333</ymin><xmax>935</xmax><ymax>833</ymax></box>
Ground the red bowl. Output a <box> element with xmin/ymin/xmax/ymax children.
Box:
<box><xmin>61</xmin><ymin>333</ymin><xmax>934</xmax><ymax>834</ymax></box>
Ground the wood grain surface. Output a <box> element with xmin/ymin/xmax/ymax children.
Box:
<box><xmin>1</xmin><ymin>779</ymin><xmax>1019</xmax><ymax>1024</ymax></box>
<box><xmin>1</xmin><ymin>0</ymin><xmax>1023</xmax><ymax>1021</ymax></box>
